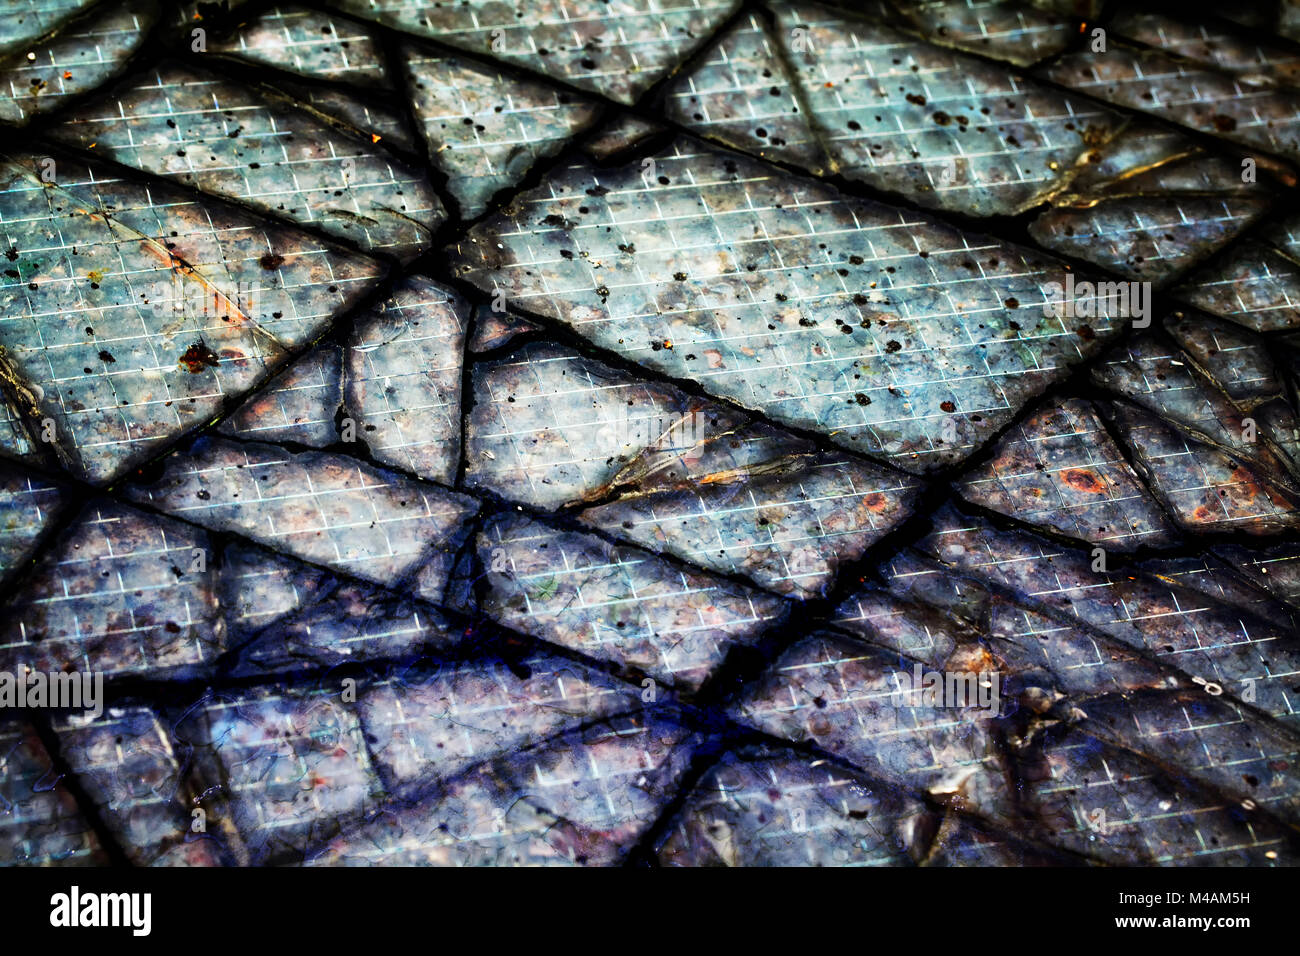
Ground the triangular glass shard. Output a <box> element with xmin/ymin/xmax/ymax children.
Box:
<box><xmin>220</xmin><ymin>344</ymin><xmax>343</xmax><ymax>448</ymax></box>
<box><xmin>335</xmin><ymin>0</ymin><xmax>740</xmax><ymax>105</ymax></box>
<box><xmin>0</xmin><ymin>0</ymin><xmax>155</xmax><ymax>125</ymax></box>
<box><xmin>665</xmin><ymin>12</ymin><xmax>825</xmax><ymax>173</ymax></box>
<box><xmin>404</xmin><ymin>43</ymin><xmax>601</xmax><ymax>218</ymax></box>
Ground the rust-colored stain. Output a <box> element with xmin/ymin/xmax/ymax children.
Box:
<box><xmin>178</xmin><ymin>339</ymin><xmax>221</xmax><ymax>373</ymax></box>
<box><xmin>1230</xmin><ymin>465</ymin><xmax>1295</xmax><ymax>511</ymax></box>
<box><xmin>1062</xmin><ymin>468</ymin><xmax>1105</xmax><ymax>494</ymax></box>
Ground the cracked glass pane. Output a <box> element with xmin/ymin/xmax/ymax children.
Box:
<box><xmin>1040</xmin><ymin>12</ymin><xmax>1300</xmax><ymax>163</ymax></box>
<box><xmin>0</xmin><ymin>462</ymin><xmax>66</xmax><ymax>577</ymax></box>
<box><xmin>307</xmin><ymin>714</ymin><xmax>702</xmax><ymax>865</ymax></box>
<box><xmin>2</xmin><ymin>500</ymin><xmax>224</xmax><ymax>680</ymax></box>
<box><xmin>0</xmin><ymin>1</ymin><xmax>100</xmax><ymax>56</ymax></box>
<box><xmin>0</xmin><ymin>719</ymin><xmax>105</xmax><ymax>865</ymax></box>
<box><xmin>766</xmin><ymin>0</ymin><xmax>1124</xmax><ymax>217</ymax></box>
<box><xmin>862</xmin><ymin>0</ymin><xmax>1076</xmax><ymax>67</ymax></box>
<box><xmin>898</xmin><ymin>504</ymin><xmax>1300</xmax><ymax>725</ymax></box>
<box><xmin>3</xmin><ymin>0</ymin><xmax>1300</xmax><ymax>874</ymax></box>
<box><xmin>177</xmin><ymin>683</ymin><xmax>384</xmax><ymax>863</ymax></box>
<box><xmin>1180</xmin><ymin>213</ymin><xmax>1300</xmax><ymax>331</ymax></box>
<box><xmin>1026</xmin><ymin>123</ymin><xmax>1267</xmax><ymax>282</ymax></box>
<box><xmin>357</xmin><ymin>654</ymin><xmax>641</xmax><ymax>787</ymax></box>
<box><xmin>956</xmin><ymin>397</ymin><xmax>1178</xmax><ymax>547</ymax></box>
<box><xmin>53</xmin><ymin>706</ymin><xmax>227</xmax><ymax>866</ymax></box>
<box><xmin>273</xmin><ymin>78</ymin><xmax>422</xmax><ymax>155</ymax></box>
<box><xmin>656</xmin><ymin>748</ymin><xmax>922</xmax><ymax>866</ymax></box>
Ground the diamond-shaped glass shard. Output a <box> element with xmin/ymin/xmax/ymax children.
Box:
<box><xmin>1106</xmin><ymin>400</ymin><xmax>1300</xmax><ymax>535</ymax></box>
<box><xmin>1028</xmin><ymin>193</ymin><xmax>1265</xmax><ymax>284</ymax></box>
<box><xmin>1036</xmin><ymin>214</ymin><xmax>1266</xmax><ymax>292</ymax></box>
<box><xmin>0</xmin><ymin>151</ymin><xmax>382</xmax><ymax>484</ymax></box>
<box><xmin>1071</xmin><ymin>689</ymin><xmax>1300</xmax><ymax>828</ymax></box>
<box><xmin>334</xmin><ymin>0</ymin><xmax>740</xmax><ymax>105</ymax></box>
<box><xmin>450</xmin><ymin>138</ymin><xmax>1123</xmax><ymax>472</ymax></box>
<box><xmin>50</xmin><ymin>62</ymin><xmax>442</xmax><ymax>257</ymax></box>
<box><xmin>1013</xmin><ymin>721</ymin><xmax>1296</xmax><ymax>864</ymax></box>
<box><xmin>1180</xmin><ymin>240</ymin><xmax>1300</xmax><ymax>332</ymax></box>
<box><xmin>1165</xmin><ymin>311</ymin><xmax>1285</xmax><ymax>405</ymax></box>
<box><xmin>835</xmin><ymin>551</ymin><xmax>1177</xmax><ymax>700</ymax></box>
<box><xmin>1090</xmin><ymin>327</ymin><xmax>1300</xmax><ymax>533</ymax></box>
